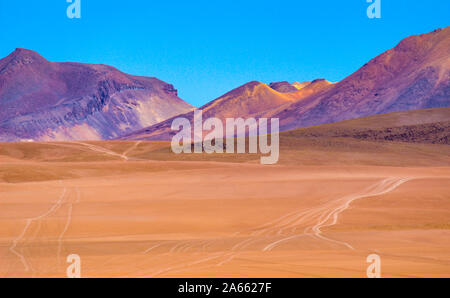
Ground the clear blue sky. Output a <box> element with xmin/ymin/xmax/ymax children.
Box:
<box><xmin>0</xmin><ymin>0</ymin><xmax>448</xmax><ymax>107</ymax></box>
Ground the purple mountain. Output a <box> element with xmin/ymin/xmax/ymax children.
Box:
<box><xmin>0</xmin><ymin>49</ymin><xmax>193</xmax><ymax>141</ymax></box>
<box><xmin>121</xmin><ymin>27</ymin><xmax>450</xmax><ymax>140</ymax></box>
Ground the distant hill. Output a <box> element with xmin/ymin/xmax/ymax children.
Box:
<box><xmin>269</xmin><ymin>81</ymin><xmax>299</xmax><ymax>93</ymax></box>
<box><xmin>0</xmin><ymin>49</ymin><xmax>193</xmax><ymax>141</ymax></box>
<box><xmin>120</xmin><ymin>81</ymin><xmax>309</xmax><ymax>140</ymax></box>
<box><xmin>282</xmin><ymin>107</ymin><xmax>450</xmax><ymax>145</ymax></box>
<box><xmin>121</xmin><ymin>79</ymin><xmax>332</xmax><ymax>140</ymax></box>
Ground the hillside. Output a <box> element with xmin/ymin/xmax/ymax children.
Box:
<box><xmin>0</xmin><ymin>49</ymin><xmax>194</xmax><ymax>141</ymax></box>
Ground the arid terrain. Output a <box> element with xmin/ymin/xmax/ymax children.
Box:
<box><xmin>1</xmin><ymin>110</ymin><xmax>449</xmax><ymax>277</ymax></box>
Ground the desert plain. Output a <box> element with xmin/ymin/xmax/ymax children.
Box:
<box><xmin>0</xmin><ymin>122</ymin><xmax>449</xmax><ymax>279</ymax></box>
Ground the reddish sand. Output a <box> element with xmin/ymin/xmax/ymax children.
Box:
<box><xmin>0</xmin><ymin>139</ymin><xmax>449</xmax><ymax>278</ymax></box>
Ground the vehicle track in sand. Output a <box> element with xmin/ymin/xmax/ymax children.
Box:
<box><xmin>9</xmin><ymin>182</ymin><xmax>67</xmax><ymax>272</ymax></box>
<box><xmin>140</xmin><ymin>177</ymin><xmax>411</xmax><ymax>276</ymax></box>
<box><xmin>69</xmin><ymin>142</ymin><xmax>129</xmax><ymax>160</ymax></box>
<box><xmin>7</xmin><ymin>181</ymin><xmax>81</xmax><ymax>276</ymax></box>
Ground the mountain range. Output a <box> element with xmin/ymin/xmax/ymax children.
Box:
<box><xmin>124</xmin><ymin>27</ymin><xmax>449</xmax><ymax>140</ymax></box>
<box><xmin>121</xmin><ymin>78</ymin><xmax>334</xmax><ymax>140</ymax></box>
<box><xmin>0</xmin><ymin>27</ymin><xmax>449</xmax><ymax>142</ymax></box>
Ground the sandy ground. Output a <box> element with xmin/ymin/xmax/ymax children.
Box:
<box><xmin>0</xmin><ymin>141</ymin><xmax>449</xmax><ymax>277</ymax></box>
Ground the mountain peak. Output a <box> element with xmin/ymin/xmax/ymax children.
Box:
<box><xmin>384</xmin><ymin>27</ymin><xmax>450</xmax><ymax>64</ymax></box>
<box><xmin>292</xmin><ymin>81</ymin><xmax>312</xmax><ymax>90</ymax></box>
<box><xmin>243</xmin><ymin>81</ymin><xmax>264</xmax><ymax>88</ymax></box>
<box><xmin>216</xmin><ymin>81</ymin><xmax>263</xmax><ymax>99</ymax></box>
<box><xmin>12</xmin><ymin>47</ymin><xmax>37</xmax><ymax>54</ymax></box>
<box><xmin>0</xmin><ymin>48</ymin><xmax>47</xmax><ymax>71</ymax></box>
<box><xmin>9</xmin><ymin>48</ymin><xmax>46</xmax><ymax>61</ymax></box>
<box><xmin>269</xmin><ymin>81</ymin><xmax>298</xmax><ymax>93</ymax></box>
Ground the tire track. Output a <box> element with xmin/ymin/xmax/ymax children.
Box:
<box><xmin>138</xmin><ymin>177</ymin><xmax>411</xmax><ymax>276</ymax></box>
<box><xmin>122</xmin><ymin>141</ymin><xmax>142</xmax><ymax>158</ymax></box>
<box><xmin>70</xmin><ymin>141</ymin><xmax>129</xmax><ymax>160</ymax></box>
<box><xmin>9</xmin><ymin>183</ymin><xmax>67</xmax><ymax>272</ymax></box>
<box><xmin>263</xmin><ymin>177</ymin><xmax>411</xmax><ymax>251</ymax></box>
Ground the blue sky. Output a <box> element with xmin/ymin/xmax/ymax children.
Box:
<box><xmin>0</xmin><ymin>0</ymin><xmax>448</xmax><ymax>107</ymax></box>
